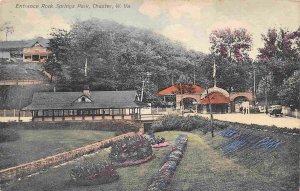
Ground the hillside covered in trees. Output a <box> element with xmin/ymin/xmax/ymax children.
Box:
<box><xmin>45</xmin><ymin>19</ymin><xmax>299</xmax><ymax>107</ymax></box>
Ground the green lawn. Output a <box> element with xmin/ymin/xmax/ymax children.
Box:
<box><xmin>2</xmin><ymin>130</ymin><xmax>298</xmax><ymax>191</ymax></box>
<box><xmin>0</xmin><ymin>129</ymin><xmax>115</xmax><ymax>169</ymax></box>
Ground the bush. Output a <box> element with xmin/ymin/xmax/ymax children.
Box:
<box><xmin>0</xmin><ymin>128</ymin><xmax>19</xmax><ymax>143</ymax></box>
<box><xmin>150</xmin><ymin>115</ymin><xmax>299</xmax><ymax>135</ymax></box>
<box><xmin>150</xmin><ymin>115</ymin><xmax>209</xmax><ymax>133</ymax></box>
<box><xmin>70</xmin><ymin>160</ymin><xmax>119</xmax><ymax>185</ymax></box>
<box><xmin>109</xmin><ymin>135</ymin><xmax>152</xmax><ymax>164</ymax></box>
<box><xmin>148</xmin><ymin>134</ymin><xmax>165</xmax><ymax>145</ymax></box>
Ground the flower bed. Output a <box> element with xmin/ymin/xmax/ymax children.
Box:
<box><xmin>70</xmin><ymin>160</ymin><xmax>119</xmax><ymax>186</ymax></box>
<box><xmin>146</xmin><ymin>134</ymin><xmax>188</xmax><ymax>191</ymax></box>
<box><xmin>109</xmin><ymin>135</ymin><xmax>153</xmax><ymax>166</ymax></box>
<box><xmin>152</xmin><ymin>142</ymin><xmax>169</xmax><ymax>148</ymax></box>
<box><xmin>148</xmin><ymin>134</ymin><xmax>169</xmax><ymax>148</ymax></box>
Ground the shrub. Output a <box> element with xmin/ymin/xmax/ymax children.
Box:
<box><xmin>70</xmin><ymin>160</ymin><xmax>119</xmax><ymax>185</ymax></box>
<box><xmin>109</xmin><ymin>135</ymin><xmax>152</xmax><ymax>164</ymax></box>
<box><xmin>0</xmin><ymin>128</ymin><xmax>19</xmax><ymax>143</ymax></box>
<box><xmin>150</xmin><ymin>115</ymin><xmax>299</xmax><ymax>135</ymax></box>
<box><xmin>148</xmin><ymin>134</ymin><xmax>165</xmax><ymax>145</ymax></box>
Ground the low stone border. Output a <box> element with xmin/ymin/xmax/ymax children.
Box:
<box><xmin>0</xmin><ymin>132</ymin><xmax>135</xmax><ymax>182</ymax></box>
<box><xmin>113</xmin><ymin>154</ymin><xmax>154</xmax><ymax>168</ymax></box>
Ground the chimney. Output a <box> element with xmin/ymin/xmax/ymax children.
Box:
<box><xmin>83</xmin><ymin>85</ymin><xmax>90</xmax><ymax>97</ymax></box>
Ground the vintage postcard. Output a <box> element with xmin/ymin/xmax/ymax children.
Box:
<box><xmin>0</xmin><ymin>0</ymin><xmax>299</xmax><ymax>190</ymax></box>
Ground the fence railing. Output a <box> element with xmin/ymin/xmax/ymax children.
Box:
<box><xmin>0</xmin><ymin>110</ymin><xmax>31</xmax><ymax>117</ymax></box>
<box><xmin>0</xmin><ymin>132</ymin><xmax>135</xmax><ymax>182</ymax></box>
<box><xmin>0</xmin><ymin>80</ymin><xmax>46</xmax><ymax>86</ymax></box>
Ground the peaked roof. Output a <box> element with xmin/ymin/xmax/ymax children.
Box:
<box><xmin>158</xmin><ymin>84</ymin><xmax>205</xmax><ymax>95</ymax></box>
<box><xmin>0</xmin><ymin>37</ymin><xmax>49</xmax><ymax>50</ymax></box>
<box><xmin>23</xmin><ymin>90</ymin><xmax>140</xmax><ymax>110</ymax></box>
<box><xmin>200</xmin><ymin>92</ymin><xmax>230</xmax><ymax>104</ymax></box>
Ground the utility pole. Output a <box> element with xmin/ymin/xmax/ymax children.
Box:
<box><xmin>206</xmin><ymin>87</ymin><xmax>214</xmax><ymax>137</ymax></box>
<box><xmin>141</xmin><ymin>80</ymin><xmax>145</xmax><ymax>102</ymax></box>
<box><xmin>140</xmin><ymin>72</ymin><xmax>151</xmax><ymax>102</ymax></box>
<box><xmin>84</xmin><ymin>57</ymin><xmax>88</xmax><ymax>77</ymax></box>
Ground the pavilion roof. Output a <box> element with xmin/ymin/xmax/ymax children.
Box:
<box><xmin>23</xmin><ymin>90</ymin><xmax>140</xmax><ymax>110</ymax></box>
<box><xmin>158</xmin><ymin>84</ymin><xmax>205</xmax><ymax>95</ymax></box>
<box><xmin>200</xmin><ymin>92</ymin><xmax>230</xmax><ymax>104</ymax></box>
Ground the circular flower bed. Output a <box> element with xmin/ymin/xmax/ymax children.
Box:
<box><xmin>70</xmin><ymin>160</ymin><xmax>119</xmax><ymax>186</ymax></box>
<box><xmin>109</xmin><ymin>135</ymin><xmax>153</xmax><ymax>166</ymax></box>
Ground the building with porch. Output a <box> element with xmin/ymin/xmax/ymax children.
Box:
<box><xmin>23</xmin><ymin>41</ymin><xmax>50</xmax><ymax>62</ymax></box>
<box><xmin>22</xmin><ymin>87</ymin><xmax>141</xmax><ymax>122</ymax></box>
<box><xmin>0</xmin><ymin>37</ymin><xmax>49</xmax><ymax>62</ymax></box>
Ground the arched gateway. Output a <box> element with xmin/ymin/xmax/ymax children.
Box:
<box><xmin>158</xmin><ymin>84</ymin><xmax>255</xmax><ymax>114</ymax></box>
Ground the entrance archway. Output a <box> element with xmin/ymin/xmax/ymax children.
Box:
<box><xmin>181</xmin><ymin>97</ymin><xmax>198</xmax><ymax>112</ymax></box>
<box><xmin>233</xmin><ymin>96</ymin><xmax>249</xmax><ymax>113</ymax></box>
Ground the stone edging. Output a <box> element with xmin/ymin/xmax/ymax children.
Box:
<box><xmin>0</xmin><ymin>132</ymin><xmax>135</xmax><ymax>182</ymax></box>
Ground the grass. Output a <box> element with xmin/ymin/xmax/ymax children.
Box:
<box><xmin>1</xmin><ymin>143</ymin><xmax>171</xmax><ymax>191</ymax></box>
<box><xmin>0</xmin><ymin>129</ymin><xmax>115</xmax><ymax>169</ymax></box>
<box><xmin>2</xmin><ymin>129</ymin><xmax>298</xmax><ymax>191</ymax></box>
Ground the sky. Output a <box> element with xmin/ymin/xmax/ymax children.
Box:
<box><xmin>0</xmin><ymin>0</ymin><xmax>299</xmax><ymax>59</ymax></box>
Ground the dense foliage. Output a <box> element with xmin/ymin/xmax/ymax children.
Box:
<box><xmin>46</xmin><ymin>19</ymin><xmax>299</xmax><ymax>107</ymax></box>
<box><xmin>150</xmin><ymin>115</ymin><xmax>299</xmax><ymax>134</ymax></box>
<box><xmin>46</xmin><ymin>19</ymin><xmax>206</xmax><ymax>103</ymax></box>
<box><xmin>210</xmin><ymin>28</ymin><xmax>252</xmax><ymax>62</ymax></box>
<box><xmin>70</xmin><ymin>160</ymin><xmax>119</xmax><ymax>185</ymax></box>
<box><xmin>109</xmin><ymin>135</ymin><xmax>152</xmax><ymax>163</ymax></box>
<box><xmin>255</xmin><ymin>27</ymin><xmax>300</xmax><ymax>108</ymax></box>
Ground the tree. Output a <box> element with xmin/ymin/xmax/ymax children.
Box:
<box><xmin>278</xmin><ymin>70</ymin><xmax>300</xmax><ymax>109</ymax></box>
<box><xmin>47</xmin><ymin>19</ymin><xmax>206</xmax><ymax>99</ymax></box>
<box><xmin>255</xmin><ymin>27</ymin><xmax>300</xmax><ymax>105</ymax></box>
<box><xmin>0</xmin><ymin>22</ymin><xmax>14</xmax><ymax>41</ymax></box>
<box><xmin>45</xmin><ymin>28</ymin><xmax>71</xmax><ymax>83</ymax></box>
<box><xmin>258</xmin><ymin>27</ymin><xmax>300</xmax><ymax>61</ymax></box>
<box><xmin>209</xmin><ymin>28</ymin><xmax>252</xmax><ymax>62</ymax></box>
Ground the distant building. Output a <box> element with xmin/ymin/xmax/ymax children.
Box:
<box><xmin>22</xmin><ymin>86</ymin><xmax>142</xmax><ymax>122</ymax></box>
<box><xmin>0</xmin><ymin>37</ymin><xmax>50</xmax><ymax>62</ymax></box>
<box><xmin>23</xmin><ymin>41</ymin><xmax>50</xmax><ymax>62</ymax></box>
<box><xmin>0</xmin><ymin>51</ymin><xmax>10</xmax><ymax>61</ymax></box>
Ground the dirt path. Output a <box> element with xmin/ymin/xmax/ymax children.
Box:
<box><xmin>197</xmin><ymin>113</ymin><xmax>300</xmax><ymax>129</ymax></box>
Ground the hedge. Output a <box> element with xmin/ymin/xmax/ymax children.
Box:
<box><xmin>150</xmin><ymin>115</ymin><xmax>299</xmax><ymax>135</ymax></box>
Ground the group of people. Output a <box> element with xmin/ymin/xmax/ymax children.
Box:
<box><xmin>240</xmin><ymin>106</ymin><xmax>249</xmax><ymax>114</ymax></box>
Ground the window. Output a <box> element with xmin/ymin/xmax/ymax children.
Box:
<box><xmin>103</xmin><ymin>109</ymin><xmax>110</xmax><ymax>115</ymax></box>
<box><xmin>112</xmin><ymin>109</ymin><xmax>120</xmax><ymax>115</ymax></box>
<box><xmin>48</xmin><ymin>110</ymin><xmax>53</xmax><ymax>116</ymax></box>
<box><xmin>53</xmin><ymin>110</ymin><xmax>59</xmax><ymax>116</ymax></box>
<box><xmin>43</xmin><ymin>110</ymin><xmax>49</xmax><ymax>116</ymax></box>
<box><xmin>24</xmin><ymin>55</ymin><xmax>31</xmax><ymax>59</ymax></box>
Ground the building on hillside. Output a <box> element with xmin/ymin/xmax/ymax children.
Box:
<box><xmin>22</xmin><ymin>86</ymin><xmax>142</xmax><ymax>122</ymax></box>
<box><xmin>0</xmin><ymin>37</ymin><xmax>49</xmax><ymax>62</ymax></box>
<box><xmin>23</xmin><ymin>41</ymin><xmax>50</xmax><ymax>62</ymax></box>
